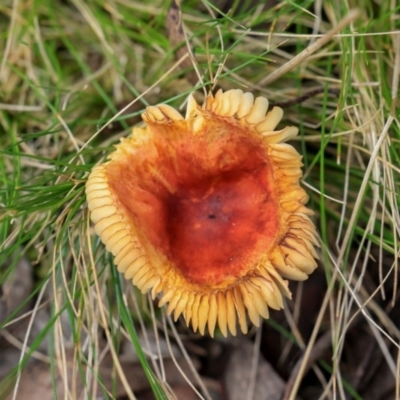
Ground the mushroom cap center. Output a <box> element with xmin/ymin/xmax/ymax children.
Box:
<box><xmin>165</xmin><ymin>165</ymin><xmax>278</xmax><ymax>285</ymax></box>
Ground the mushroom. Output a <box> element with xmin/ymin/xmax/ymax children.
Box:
<box><xmin>86</xmin><ymin>89</ymin><xmax>319</xmax><ymax>337</ymax></box>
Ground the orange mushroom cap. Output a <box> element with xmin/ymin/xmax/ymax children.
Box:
<box><xmin>86</xmin><ymin>89</ymin><xmax>319</xmax><ymax>337</ymax></box>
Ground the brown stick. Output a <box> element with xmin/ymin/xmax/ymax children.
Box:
<box><xmin>166</xmin><ymin>0</ymin><xmax>198</xmax><ymax>86</ymax></box>
<box><xmin>269</xmin><ymin>88</ymin><xmax>341</xmax><ymax>108</ymax></box>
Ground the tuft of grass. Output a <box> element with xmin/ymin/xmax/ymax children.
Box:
<box><xmin>0</xmin><ymin>0</ymin><xmax>399</xmax><ymax>399</ymax></box>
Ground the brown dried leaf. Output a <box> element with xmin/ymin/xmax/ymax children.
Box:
<box><xmin>224</xmin><ymin>338</ymin><xmax>286</xmax><ymax>400</ymax></box>
<box><xmin>0</xmin><ymin>257</ymin><xmax>33</xmax><ymax>325</ymax></box>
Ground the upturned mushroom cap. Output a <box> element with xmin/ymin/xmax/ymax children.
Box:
<box><xmin>86</xmin><ymin>89</ymin><xmax>319</xmax><ymax>337</ymax></box>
